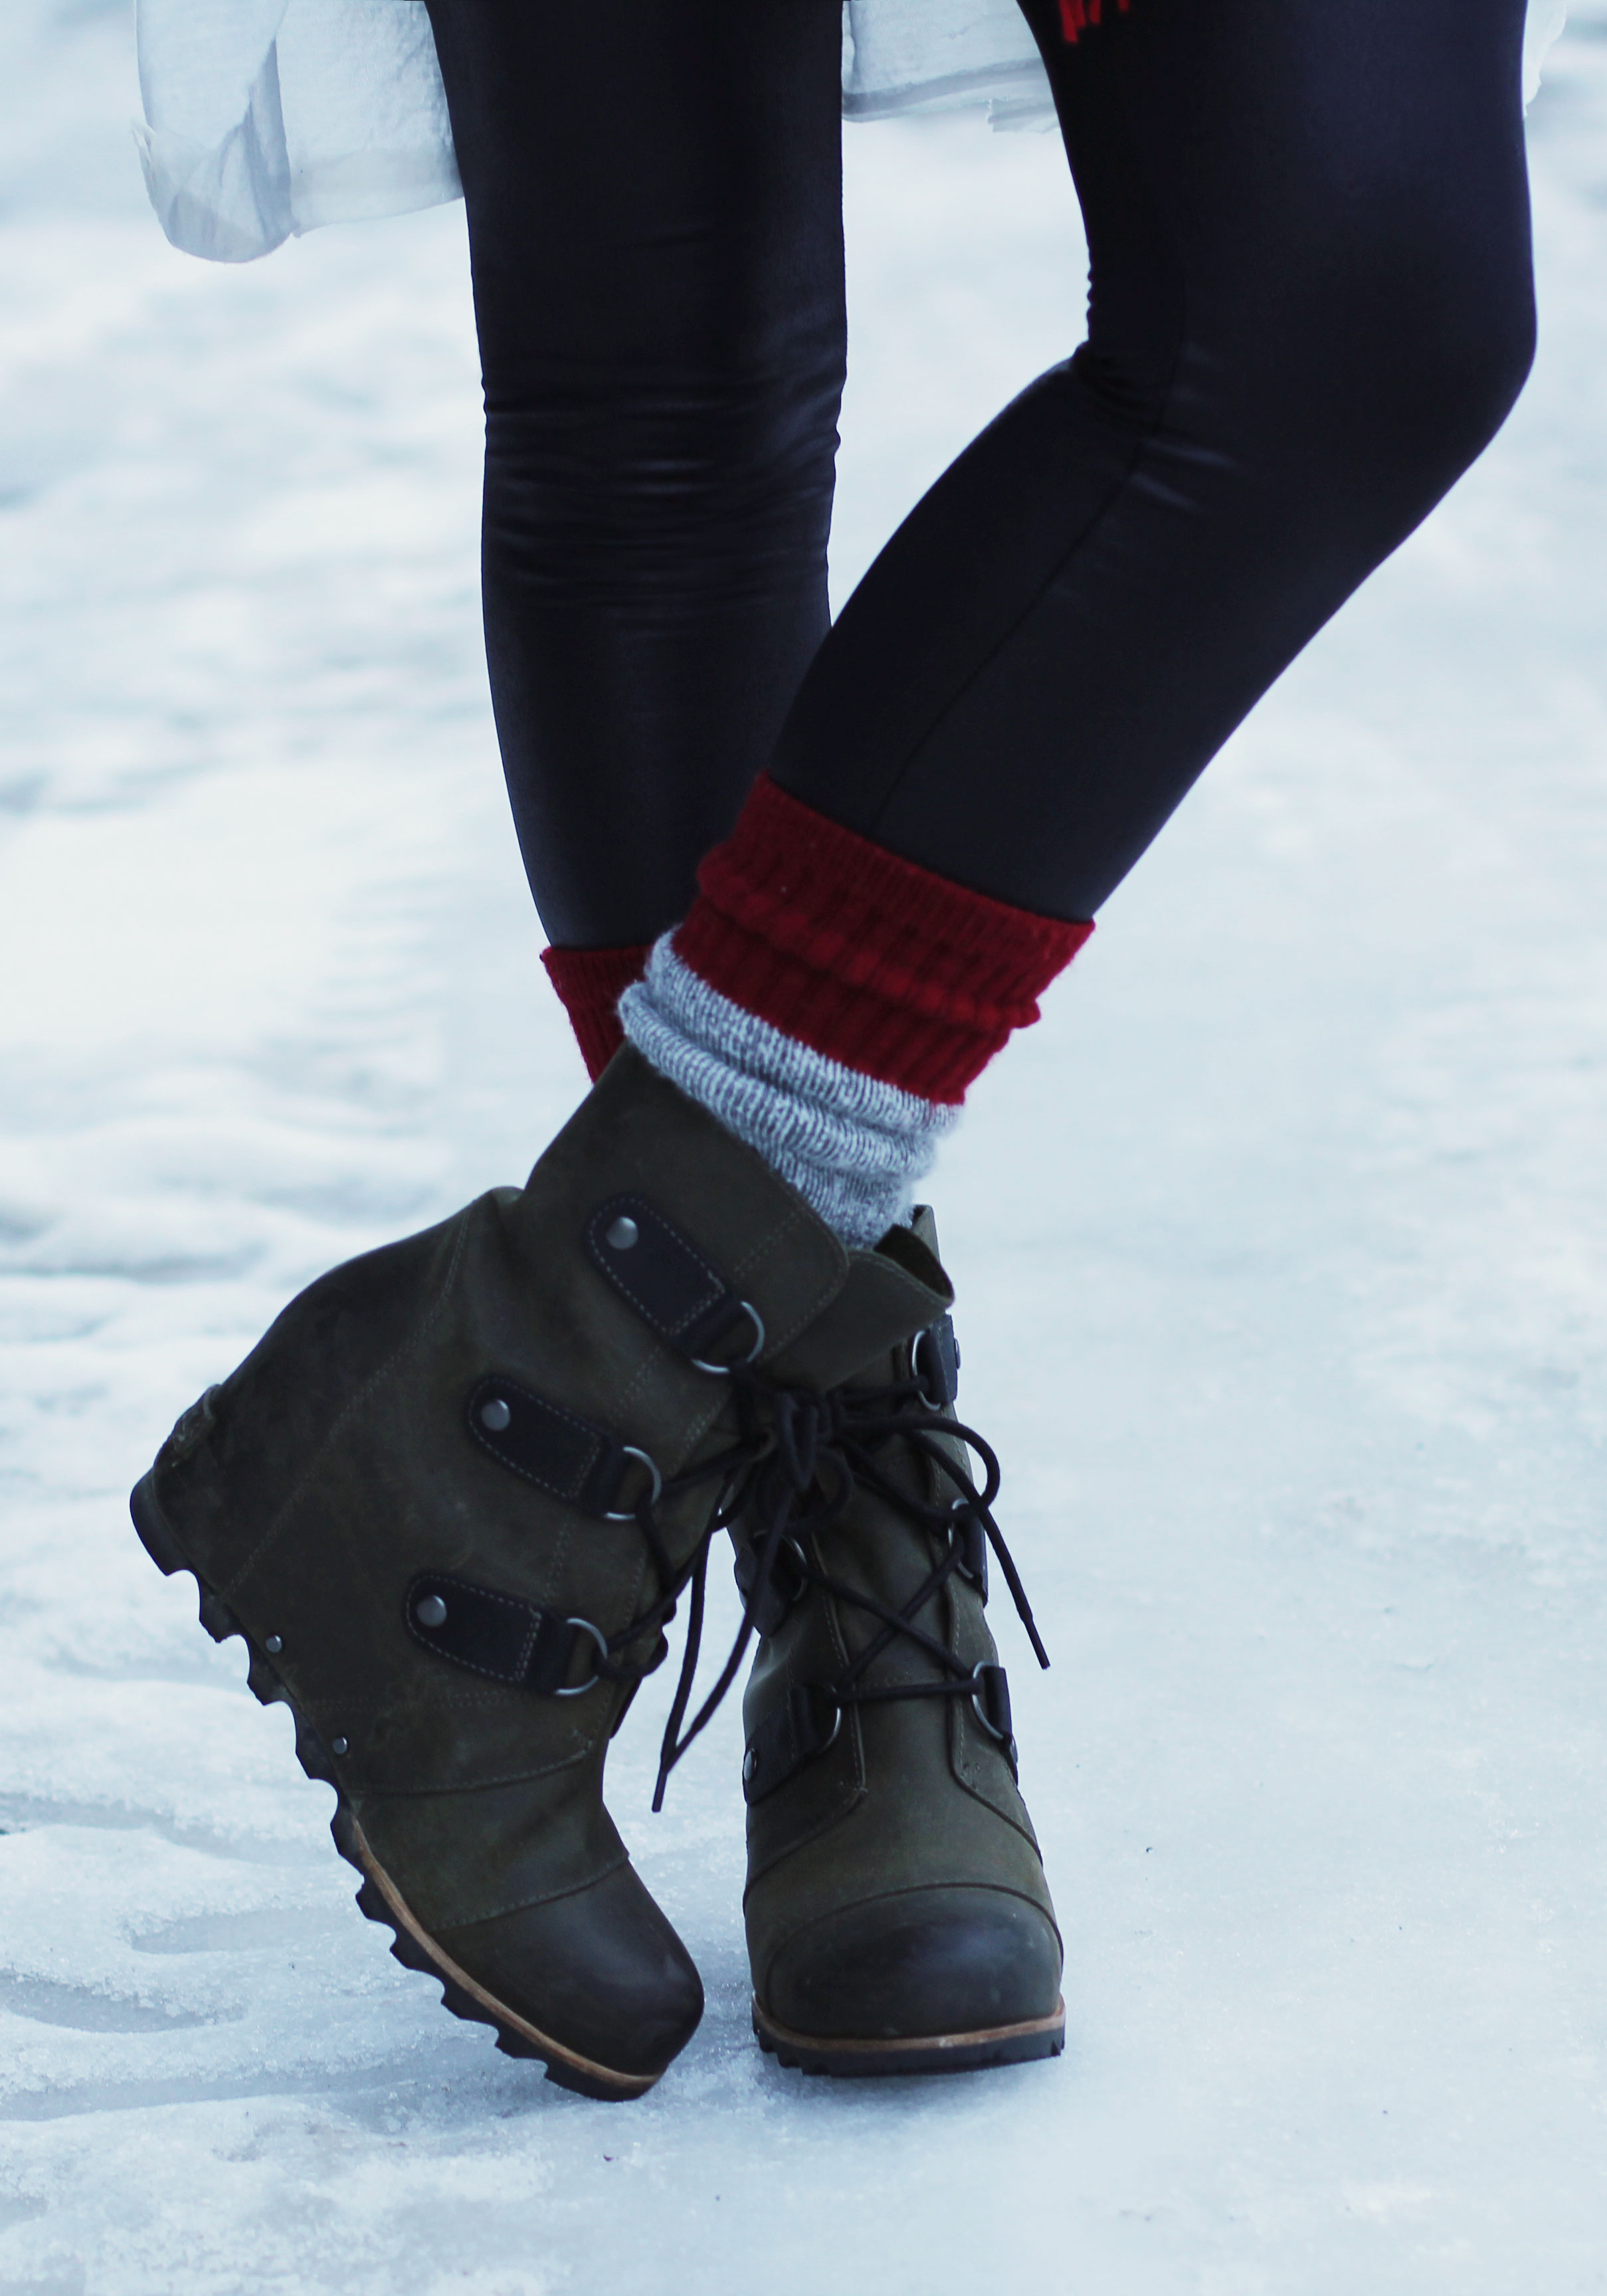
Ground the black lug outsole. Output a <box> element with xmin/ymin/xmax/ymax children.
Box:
<box><xmin>130</xmin><ymin>1468</ymin><xmax>655</xmax><ymax>2103</ymax></box>
<box><xmin>753</xmin><ymin>1996</ymin><xmax>1067</xmax><ymax>2079</ymax></box>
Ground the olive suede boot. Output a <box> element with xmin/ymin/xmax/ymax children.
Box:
<box><xmin>736</xmin><ymin>1211</ymin><xmax>1066</xmax><ymax>2077</ymax></box>
<box><xmin>131</xmin><ymin>1048</ymin><xmax>957</xmax><ymax>2099</ymax></box>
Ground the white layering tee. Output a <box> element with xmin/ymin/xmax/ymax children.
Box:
<box><xmin>135</xmin><ymin>0</ymin><xmax>1572</xmax><ymax>265</ymax></box>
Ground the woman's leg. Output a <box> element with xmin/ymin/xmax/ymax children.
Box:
<box><xmin>624</xmin><ymin>0</ymin><xmax>1537</xmax><ymax>1244</ymax></box>
<box><xmin>423</xmin><ymin>0</ymin><xmax>846</xmax><ymax>952</ymax></box>
<box><xmin>609</xmin><ymin>3</ymin><xmax>1539</xmax><ymax>2071</ymax></box>
<box><xmin>773</xmin><ymin>0</ymin><xmax>1537</xmax><ymax>918</ymax></box>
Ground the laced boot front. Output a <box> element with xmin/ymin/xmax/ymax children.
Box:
<box><xmin>731</xmin><ymin>1211</ymin><xmax>1066</xmax><ymax>2076</ymax></box>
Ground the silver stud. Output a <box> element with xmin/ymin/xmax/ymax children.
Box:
<box><xmin>416</xmin><ymin>1594</ymin><xmax>448</xmax><ymax>1630</ymax></box>
<box><xmin>331</xmin><ymin>1737</ymin><xmax>349</xmax><ymax>1757</ymax></box>
<box><xmin>742</xmin><ymin>1748</ymin><xmax>757</xmax><ymax>1782</ymax></box>
<box><xmin>264</xmin><ymin>1634</ymin><xmax>283</xmax><ymax>1655</ymax></box>
<box><xmin>605</xmin><ymin>1215</ymin><xmax>639</xmax><ymax>1252</ymax></box>
<box><xmin>479</xmin><ymin>1396</ymin><xmax>512</xmax><ymax>1433</ymax></box>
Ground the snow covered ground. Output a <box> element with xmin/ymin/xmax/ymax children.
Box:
<box><xmin>3</xmin><ymin>4</ymin><xmax>1606</xmax><ymax>2289</ymax></box>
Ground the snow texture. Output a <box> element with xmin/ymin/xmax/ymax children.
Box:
<box><xmin>3</xmin><ymin>2</ymin><xmax>1607</xmax><ymax>2289</ymax></box>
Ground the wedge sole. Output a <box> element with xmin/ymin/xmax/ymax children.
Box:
<box><xmin>130</xmin><ymin>1468</ymin><xmax>659</xmax><ymax>2103</ymax></box>
<box><xmin>753</xmin><ymin>1994</ymin><xmax>1066</xmax><ymax>2078</ymax></box>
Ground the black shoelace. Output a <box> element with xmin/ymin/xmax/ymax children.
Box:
<box><xmin>583</xmin><ymin>1356</ymin><xmax>1049</xmax><ymax>1810</ymax></box>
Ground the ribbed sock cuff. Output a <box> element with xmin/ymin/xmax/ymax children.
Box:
<box><xmin>540</xmin><ymin>942</ymin><xmax>651</xmax><ymax>1082</ymax></box>
<box><xmin>672</xmin><ymin>777</ymin><xmax>1092</xmax><ymax>1103</ymax></box>
<box><xmin>620</xmin><ymin>940</ymin><xmax>957</xmax><ymax>1246</ymax></box>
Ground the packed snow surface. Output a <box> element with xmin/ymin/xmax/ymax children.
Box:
<box><xmin>3</xmin><ymin>5</ymin><xmax>1607</xmax><ymax>2289</ymax></box>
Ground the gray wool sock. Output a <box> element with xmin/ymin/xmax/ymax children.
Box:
<box><xmin>618</xmin><ymin>938</ymin><xmax>957</xmax><ymax>1248</ymax></box>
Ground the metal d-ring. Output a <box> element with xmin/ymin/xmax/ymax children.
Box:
<box><xmin>555</xmin><ymin>1616</ymin><xmax>611</xmax><ymax>1697</ymax></box>
<box><xmin>603</xmin><ymin>1445</ymin><xmax>662</xmax><ymax>1521</ymax></box>
<box><xmin>969</xmin><ymin>1660</ymin><xmax>1010</xmax><ymax>1744</ymax></box>
<box><xmin>912</xmin><ymin>1326</ymin><xmax>949</xmax><ymax>1411</ymax></box>
<box><xmin>947</xmin><ymin>1497</ymin><xmax>988</xmax><ymax>1590</ymax></box>
<box><xmin>689</xmin><ymin>1299</ymin><xmax>766</xmax><ymax>1377</ymax></box>
<box><xmin>946</xmin><ymin>1490</ymin><xmax>978</xmax><ymax>1539</ymax></box>
<box><xmin>813</xmin><ymin>1689</ymin><xmax>844</xmax><ymax>1756</ymax></box>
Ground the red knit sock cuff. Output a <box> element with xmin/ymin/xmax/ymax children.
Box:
<box><xmin>672</xmin><ymin>777</ymin><xmax>1091</xmax><ymax>1103</ymax></box>
<box><xmin>541</xmin><ymin>942</ymin><xmax>650</xmax><ymax>1082</ymax></box>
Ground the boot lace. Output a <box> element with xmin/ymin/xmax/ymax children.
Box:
<box><xmin>591</xmin><ymin>1349</ymin><xmax>1049</xmax><ymax>1811</ymax></box>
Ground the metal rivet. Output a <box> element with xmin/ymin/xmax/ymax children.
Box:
<box><xmin>416</xmin><ymin>1594</ymin><xmax>448</xmax><ymax>1630</ymax></box>
<box><xmin>741</xmin><ymin>1748</ymin><xmax>757</xmax><ymax>1782</ymax></box>
<box><xmin>331</xmin><ymin>1737</ymin><xmax>349</xmax><ymax>1757</ymax></box>
<box><xmin>479</xmin><ymin>1396</ymin><xmax>512</xmax><ymax>1433</ymax></box>
<box><xmin>264</xmin><ymin>1634</ymin><xmax>283</xmax><ymax>1656</ymax></box>
<box><xmin>605</xmin><ymin>1215</ymin><xmax>639</xmax><ymax>1252</ymax></box>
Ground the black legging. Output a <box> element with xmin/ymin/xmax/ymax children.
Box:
<box><xmin>425</xmin><ymin>0</ymin><xmax>1535</xmax><ymax>944</ymax></box>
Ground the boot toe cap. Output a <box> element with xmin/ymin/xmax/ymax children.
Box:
<box><xmin>434</xmin><ymin>1865</ymin><xmax>704</xmax><ymax>2083</ymax></box>
<box><xmin>761</xmin><ymin>1884</ymin><xmax>1062</xmax><ymax>2042</ymax></box>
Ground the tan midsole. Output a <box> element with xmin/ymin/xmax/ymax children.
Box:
<box><xmin>753</xmin><ymin>1995</ymin><xmax>1066</xmax><ymax>2057</ymax></box>
<box><xmin>347</xmin><ymin>1816</ymin><xmax>660</xmax><ymax>2098</ymax></box>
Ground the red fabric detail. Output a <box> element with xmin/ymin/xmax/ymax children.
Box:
<box><xmin>540</xmin><ymin>942</ymin><xmax>650</xmax><ymax>1082</ymax></box>
<box><xmin>1059</xmin><ymin>0</ymin><xmax>1127</xmax><ymax>41</ymax></box>
<box><xmin>671</xmin><ymin>777</ymin><xmax>1092</xmax><ymax>1105</ymax></box>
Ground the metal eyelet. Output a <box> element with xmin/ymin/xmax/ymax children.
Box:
<box><xmin>555</xmin><ymin>1616</ymin><xmax>610</xmax><ymax>1698</ymax></box>
<box><xmin>603</xmin><ymin>1445</ymin><xmax>662</xmax><ymax>1521</ymax></box>
<box><xmin>689</xmin><ymin>1300</ymin><xmax>766</xmax><ymax>1377</ymax></box>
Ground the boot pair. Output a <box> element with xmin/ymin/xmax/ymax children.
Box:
<box><xmin>131</xmin><ymin>1050</ymin><xmax>1064</xmax><ymax>2098</ymax></box>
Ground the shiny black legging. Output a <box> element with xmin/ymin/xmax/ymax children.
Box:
<box><xmin>424</xmin><ymin>0</ymin><xmax>1535</xmax><ymax>945</ymax></box>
